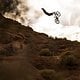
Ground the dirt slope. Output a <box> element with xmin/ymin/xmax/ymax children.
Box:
<box><xmin>0</xmin><ymin>13</ymin><xmax>80</xmax><ymax>80</ymax></box>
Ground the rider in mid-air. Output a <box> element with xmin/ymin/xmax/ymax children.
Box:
<box><xmin>41</xmin><ymin>8</ymin><xmax>61</xmax><ymax>24</ymax></box>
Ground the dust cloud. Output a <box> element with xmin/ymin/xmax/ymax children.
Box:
<box><xmin>3</xmin><ymin>0</ymin><xmax>80</xmax><ymax>42</ymax></box>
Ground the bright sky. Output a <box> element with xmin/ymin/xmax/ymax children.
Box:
<box><xmin>27</xmin><ymin>0</ymin><xmax>80</xmax><ymax>41</ymax></box>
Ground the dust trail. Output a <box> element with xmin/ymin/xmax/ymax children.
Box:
<box><xmin>4</xmin><ymin>0</ymin><xmax>42</xmax><ymax>25</ymax></box>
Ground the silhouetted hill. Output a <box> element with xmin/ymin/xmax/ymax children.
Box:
<box><xmin>0</xmin><ymin>13</ymin><xmax>80</xmax><ymax>80</ymax></box>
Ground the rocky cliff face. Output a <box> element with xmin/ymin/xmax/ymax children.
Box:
<box><xmin>0</xmin><ymin>13</ymin><xmax>80</xmax><ymax>80</ymax></box>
